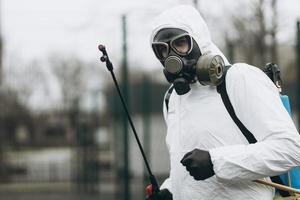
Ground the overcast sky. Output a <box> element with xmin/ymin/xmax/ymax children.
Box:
<box><xmin>3</xmin><ymin>0</ymin><xmax>300</xmax><ymax>71</ymax></box>
<box><xmin>2</xmin><ymin>0</ymin><xmax>300</xmax><ymax>110</ymax></box>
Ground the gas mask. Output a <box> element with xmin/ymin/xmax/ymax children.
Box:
<box><xmin>152</xmin><ymin>28</ymin><xmax>226</xmax><ymax>95</ymax></box>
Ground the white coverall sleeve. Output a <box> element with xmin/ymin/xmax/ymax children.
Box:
<box><xmin>160</xmin><ymin>88</ymin><xmax>172</xmax><ymax>192</ymax></box>
<box><xmin>209</xmin><ymin>64</ymin><xmax>300</xmax><ymax>182</ymax></box>
<box><xmin>160</xmin><ymin>177</ymin><xmax>172</xmax><ymax>191</ymax></box>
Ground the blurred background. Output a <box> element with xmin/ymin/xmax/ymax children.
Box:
<box><xmin>0</xmin><ymin>0</ymin><xmax>300</xmax><ymax>199</ymax></box>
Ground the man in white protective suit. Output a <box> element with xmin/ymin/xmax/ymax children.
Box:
<box><xmin>147</xmin><ymin>5</ymin><xmax>300</xmax><ymax>200</ymax></box>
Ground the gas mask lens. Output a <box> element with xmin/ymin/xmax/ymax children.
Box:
<box><xmin>152</xmin><ymin>42</ymin><xmax>169</xmax><ymax>60</ymax></box>
<box><xmin>152</xmin><ymin>33</ymin><xmax>193</xmax><ymax>60</ymax></box>
<box><xmin>171</xmin><ymin>34</ymin><xmax>192</xmax><ymax>55</ymax></box>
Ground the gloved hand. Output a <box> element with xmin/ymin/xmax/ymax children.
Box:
<box><xmin>145</xmin><ymin>185</ymin><xmax>172</xmax><ymax>200</ymax></box>
<box><xmin>180</xmin><ymin>148</ymin><xmax>215</xmax><ymax>180</ymax></box>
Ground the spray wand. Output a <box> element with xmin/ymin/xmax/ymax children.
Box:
<box><xmin>98</xmin><ymin>44</ymin><xmax>160</xmax><ymax>197</ymax></box>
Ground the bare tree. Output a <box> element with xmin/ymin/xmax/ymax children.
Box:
<box><xmin>50</xmin><ymin>55</ymin><xmax>105</xmax><ymax>112</ymax></box>
<box><xmin>270</xmin><ymin>0</ymin><xmax>278</xmax><ymax>63</ymax></box>
<box><xmin>50</xmin><ymin>56</ymin><xmax>87</xmax><ymax>111</ymax></box>
<box><xmin>3</xmin><ymin>60</ymin><xmax>48</xmax><ymax>108</ymax></box>
<box><xmin>229</xmin><ymin>0</ymin><xmax>278</xmax><ymax>67</ymax></box>
<box><xmin>256</xmin><ymin>0</ymin><xmax>268</xmax><ymax>65</ymax></box>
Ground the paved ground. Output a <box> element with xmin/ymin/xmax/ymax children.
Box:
<box><xmin>0</xmin><ymin>191</ymin><xmax>147</xmax><ymax>200</ymax></box>
<box><xmin>0</xmin><ymin>193</ymin><xmax>114</xmax><ymax>200</ymax></box>
<box><xmin>0</xmin><ymin>179</ymin><xmax>145</xmax><ymax>200</ymax></box>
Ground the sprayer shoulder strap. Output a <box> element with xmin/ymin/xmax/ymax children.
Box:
<box><xmin>216</xmin><ymin>66</ymin><xmax>257</xmax><ymax>144</ymax></box>
<box><xmin>165</xmin><ymin>85</ymin><xmax>174</xmax><ymax>112</ymax></box>
<box><xmin>216</xmin><ymin>66</ymin><xmax>289</xmax><ymax>197</ymax></box>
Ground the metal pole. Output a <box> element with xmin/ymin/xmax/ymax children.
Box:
<box><xmin>0</xmin><ymin>0</ymin><xmax>2</xmax><ymax>84</ymax></box>
<box><xmin>122</xmin><ymin>14</ymin><xmax>130</xmax><ymax>200</ymax></box>
<box><xmin>297</xmin><ymin>21</ymin><xmax>300</xmax><ymax>129</ymax></box>
<box><xmin>142</xmin><ymin>76</ymin><xmax>151</xmax><ymax>190</ymax></box>
<box><xmin>113</xmin><ymin>93</ymin><xmax>122</xmax><ymax>200</ymax></box>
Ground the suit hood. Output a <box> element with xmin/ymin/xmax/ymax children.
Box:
<box><xmin>150</xmin><ymin>5</ymin><xmax>229</xmax><ymax>65</ymax></box>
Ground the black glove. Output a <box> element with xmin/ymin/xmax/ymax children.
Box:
<box><xmin>146</xmin><ymin>188</ymin><xmax>172</xmax><ymax>200</ymax></box>
<box><xmin>180</xmin><ymin>148</ymin><xmax>215</xmax><ymax>180</ymax></box>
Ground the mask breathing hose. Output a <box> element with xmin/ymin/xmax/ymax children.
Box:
<box><xmin>98</xmin><ymin>44</ymin><xmax>160</xmax><ymax>195</ymax></box>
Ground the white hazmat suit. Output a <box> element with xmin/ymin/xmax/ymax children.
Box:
<box><xmin>150</xmin><ymin>5</ymin><xmax>300</xmax><ymax>200</ymax></box>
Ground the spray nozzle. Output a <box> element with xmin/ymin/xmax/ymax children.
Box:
<box><xmin>98</xmin><ymin>44</ymin><xmax>113</xmax><ymax>71</ymax></box>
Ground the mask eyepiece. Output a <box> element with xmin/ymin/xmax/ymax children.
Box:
<box><xmin>170</xmin><ymin>34</ymin><xmax>193</xmax><ymax>56</ymax></box>
<box><xmin>152</xmin><ymin>42</ymin><xmax>169</xmax><ymax>60</ymax></box>
<box><xmin>152</xmin><ymin>33</ymin><xmax>193</xmax><ymax>61</ymax></box>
